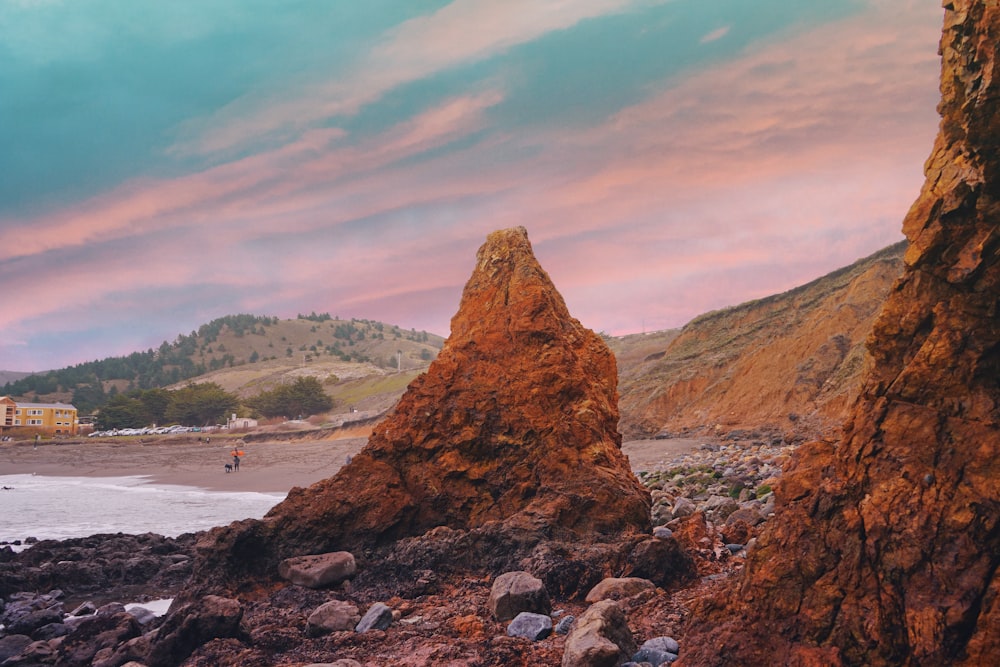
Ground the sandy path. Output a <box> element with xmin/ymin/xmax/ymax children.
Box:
<box><xmin>0</xmin><ymin>436</ymin><xmax>708</xmax><ymax>493</ymax></box>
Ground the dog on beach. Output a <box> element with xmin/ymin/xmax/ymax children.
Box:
<box><xmin>225</xmin><ymin>463</ymin><xmax>233</xmax><ymax>473</ymax></box>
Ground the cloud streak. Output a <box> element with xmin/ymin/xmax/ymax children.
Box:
<box><xmin>0</xmin><ymin>1</ymin><xmax>944</xmax><ymax>370</ymax></box>
<box><xmin>171</xmin><ymin>0</ymin><xmax>649</xmax><ymax>157</ymax></box>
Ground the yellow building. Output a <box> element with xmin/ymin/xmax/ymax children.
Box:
<box><xmin>0</xmin><ymin>396</ymin><xmax>15</xmax><ymax>434</ymax></box>
<box><xmin>0</xmin><ymin>397</ymin><xmax>78</xmax><ymax>436</ymax></box>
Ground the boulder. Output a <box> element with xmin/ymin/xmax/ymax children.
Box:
<box><xmin>701</xmin><ymin>495</ymin><xmax>738</xmax><ymax>520</ymax></box>
<box><xmin>68</xmin><ymin>601</ymin><xmax>97</xmax><ymax>617</ymax></box>
<box><xmin>306</xmin><ymin>600</ymin><xmax>361</xmax><ymax>637</ymax></box>
<box><xmin>635</xmin><ymin>636</ymin><xmax>680</xmax><ymax>664</ymax></box>
<box><xmin>507</xmin><ymin>612</ymin><xmax>553</xmax><ymax>641</ymax></box>
<box><xmin>632</xmin><ymin>645</ymin><xmax>677</xmax><ymax>665</ymax></box>
<box><xmin>5</xmin><ymin>607</ymin><xmax>63</xmax><ymax>636</ymax></box>
<box><xmin>554</xmin><ymin>615</ymin><xmax>575</xmax><ymax>635</ymax></box>
<box><xmin>355</xmin><ymin>602</ymin><xmax>393</xmax><ymax>633</ymax></box>
<box><xmin>31</xmin><ymin>621</ymin><xmax>72</xmax><ymax>640</ymax></box>
<box><xmin>111</xmin><ymin>595</ymin><xmax>245</xmax><ymax>667</ymax></box>
<box><xmin>489</xmin><ymin>571</ymin><xmax>551</xmax><ymax>621</ymax></box>
<box><xmin>95</xmin><ymin>602</ymin><xmax>126</xmax><ymax>616</ymax></box>
<box><xmin>584</xmin><ymin>577</ymin><xmax>655</xmax><ymax>603</ymax></box>
<box><xmin>278</xmin><ymin>551</ymin><xmax>356</xmax><ymax>589</ymax></box>
<box><xmin>0</xmin><ymin>635</ymin><xmax>32</xmax><ymax>663</ymax></box>
<box><xmin>2</xmin><ymin>638</ymin><xmax>59</xmax><ymax>666</ymax></box>
<box><xmin>640</xmin><ymin>636</ymin><xmax>680</xmax><ymax>654</ymax></box>
<box><xmin>125</xmin><ymin>605</ymin><xmax>158</xmax><ymax>626</ymax></box>
<box><xmin>56</xmin><ymin>612</ymin><xmax>141</xmax><ymax>667</ymax></box>
<box><xmin>561</xmin><ymin>599</ymin><xmax>636</xmax><ymax>667</ymax></box>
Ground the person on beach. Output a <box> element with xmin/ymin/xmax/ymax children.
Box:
<box><xmin>34</xmin><ymin>434</ymin><xmax>39</xmax><ymax>449</ymax></box>
<box><xmin>233</xmin><ymin>453</ymin><xmax>240</xmax><ymax>471</ymax></box>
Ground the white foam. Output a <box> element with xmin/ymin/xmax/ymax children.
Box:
<box><xmin>125</xmin><ymin>598</ymin><xmax>174</xmax><ymax>617</ymax></box>
<box><xmin>0</xmin><ymin>474</ymin><xmax>285</xmax><ymax>545</ymax></box>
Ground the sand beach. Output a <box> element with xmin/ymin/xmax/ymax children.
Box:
<box><xmin>0</xmin><ymin>434</ymin><xmax>702</xmax><ymax>493</ymax></box>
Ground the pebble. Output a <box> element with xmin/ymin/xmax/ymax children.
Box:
<box><xmin>554</xmin><ymin>614</ymin><xmax>574</xmax><ymax>635</ymax></box>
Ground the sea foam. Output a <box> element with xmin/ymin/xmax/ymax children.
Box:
<box><xmin>0</xmin><ymin>474</ymin><xmax>285</xmax><ymax>545</ymax></box>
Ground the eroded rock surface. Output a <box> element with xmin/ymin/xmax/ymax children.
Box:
<box><xmin>681</xmin><ymin>3</ymin><xmax>1000</xmax><ymax>665</ymax></box>
<box><xmin>190</xmin><ymin>227</ymin><xmax>656</xmax><ymax>596</ymax></box>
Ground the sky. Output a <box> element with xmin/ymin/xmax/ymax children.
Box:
<box><xmin>1</xmin><ymin>0</ymin><xmax>945</xmax><ymax>372</ymax></box>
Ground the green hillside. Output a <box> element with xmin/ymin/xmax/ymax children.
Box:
<box><xmin>1</xmin><ymin>313</ymin><xmax>444</xmax><ymax>415</ymax></box>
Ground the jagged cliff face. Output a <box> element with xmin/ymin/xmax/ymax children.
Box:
<box><xmin>681</xmin><ymin>3</ymin><xmax>1000</xmax><ymax>665</ymax></box>
<box><xmin>190</xmin><ymin>227</ymin><xmax>652</xmax><ymax>594</ymax></box>
<box><xmin>615</xmin><ymin>243</ymin><xmax>905</xmax><ymax>440</ymax></box>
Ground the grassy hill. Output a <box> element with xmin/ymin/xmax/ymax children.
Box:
<box><xmin>1</xmin><ymin>314</ymin><xmax>444</xmax><ymax>416</ymax></box>
<box><xmin>612</xmin><ymin>241</ymin><xmax>906</xmax><ymax>439</ymax></box>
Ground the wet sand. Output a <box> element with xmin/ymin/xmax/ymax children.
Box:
<box><xmin>0</xmin><ymin>435</ymin><xmax>706</xmax><ymax>493</ymax></box>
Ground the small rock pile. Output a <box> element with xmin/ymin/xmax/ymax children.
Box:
<box><xmin>488</xmin><ymin>569</ymin><xmax>682</xmax><ymax>666</ymax></box>
<box><xmin>637</xmin><ymin>438</ymin><xmax>794</xmax><ymax>556</ymax></box>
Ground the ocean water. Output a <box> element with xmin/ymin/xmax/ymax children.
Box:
<box><xmin>0</xmin><ymin>474</ymin><xmax>286</xmax><ymax>546</ymax></box>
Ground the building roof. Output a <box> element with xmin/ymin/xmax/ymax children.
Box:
<box><xmin>16</xmin><ymin>402</ymin><xmax>77</xmax><ymax>410</ymax></box>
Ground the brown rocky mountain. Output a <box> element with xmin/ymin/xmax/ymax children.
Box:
<box><xmin>613</xmin><ymin>241</ymin><xmax>906</xmax><ymax>440</ymax></box>
<box><xmin>188</xmin><ymin>227</ymin><xmax>681</xmax><ymax>600</ymax></box>
<box><xmin>681</xmin><ymin>2</ymin><xmax>1000</xmax><ymax>664</ymax></box>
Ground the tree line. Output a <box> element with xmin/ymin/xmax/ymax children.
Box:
<box><xmin>2</xmin><ymin>314</ymin><xmax>278</xmax><ymax>413</ymax></box>
<box><xmin>95</xmin><ymin>377</ymin><xmax>333</xmax><ymax>430</ymax></box>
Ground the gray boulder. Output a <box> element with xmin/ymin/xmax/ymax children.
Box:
<box><xmin>554</xmin><ymin>614</ymin><xmax>575</xmax><ymax>635</ymax></box>
<box><xmin>671</xmin><ymin>497</ymin><xmax>696</xmax><ymax>519</ymax></box>
<box><xmin>56</xmin><ymin>612</ymin><xmax>142</xmax><ymax>667</ymax></box>
<box><xmin>355</xmin><ymin>602</ymin><xmax>393</xmax><ymax>633</ymax></box>
<box><xmin>640</xmin><ymin>636</ymin><xmax>680</xmax><ymax>654</ymax></box>
<box><xmin>6</xmin><ymin>607</ymin><xmax>63</xmax><ymax>636</ymax></box>
<box><xmin>68</xmin><ymin>601</ymin><xmax>97</xmax><ymax>617</ymax></box>
<box><xmin>652</xmin><ymin>526</ymin><xmax>673</xmax><ymax>539</ymax></box>
<box><xmin>506</xmin><ymin>612</ymin><xmax>553</xmax><ymax>641</ymax></box>
<box><xmin>633</xmin><ymin>646</ymin><xmax>677</xmax><ymax>665</ymax></box>
<box><xmin>279</xmin><ymin>551</ymin><xmax>357</xmax><ymax>589</ymax></box>
<box><xmin>109</xmin><ymin>595</ymin><xmax>246</xmax><ymax>667</ymax></box>
<box><xmin>488</xmin><ymin>571</ymin><xmax>551</xmax><ymax>622</ymax></box>
<box><xmin>702</xmin><ymin>495</ymin><xmax>738</xmax><ymax>520</ymax></box>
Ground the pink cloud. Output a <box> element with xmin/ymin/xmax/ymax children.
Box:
<box><xmin>1</xmin><ymin>2</ymin><xmax>946</xmax><ymax>369</ymax></box>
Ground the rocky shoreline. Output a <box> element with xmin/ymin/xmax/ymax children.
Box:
<box><xmin>0</xmin><ymin>432</ymin><xmax>794</xmax><ymax>666</ymax></box>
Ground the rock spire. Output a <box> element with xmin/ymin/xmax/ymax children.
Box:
<box><xmin>681</xmin><ymin>3</ymin><xmax>1000</xmax><ymax>664</ymax></box>
<box><xmin>190</xmin><ymin>226</ymin><xmax>652</xmax><ymax>594</ymax></box>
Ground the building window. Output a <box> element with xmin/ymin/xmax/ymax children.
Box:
<box><xmin>27</xmin><ymin>419</ymin><xmax>42</xmax><ymax>425</ymax></box>
<box><xmin>14</xmin><ymin>419</ymin><xmax>21</xmax><ymax>425</ymax></box>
